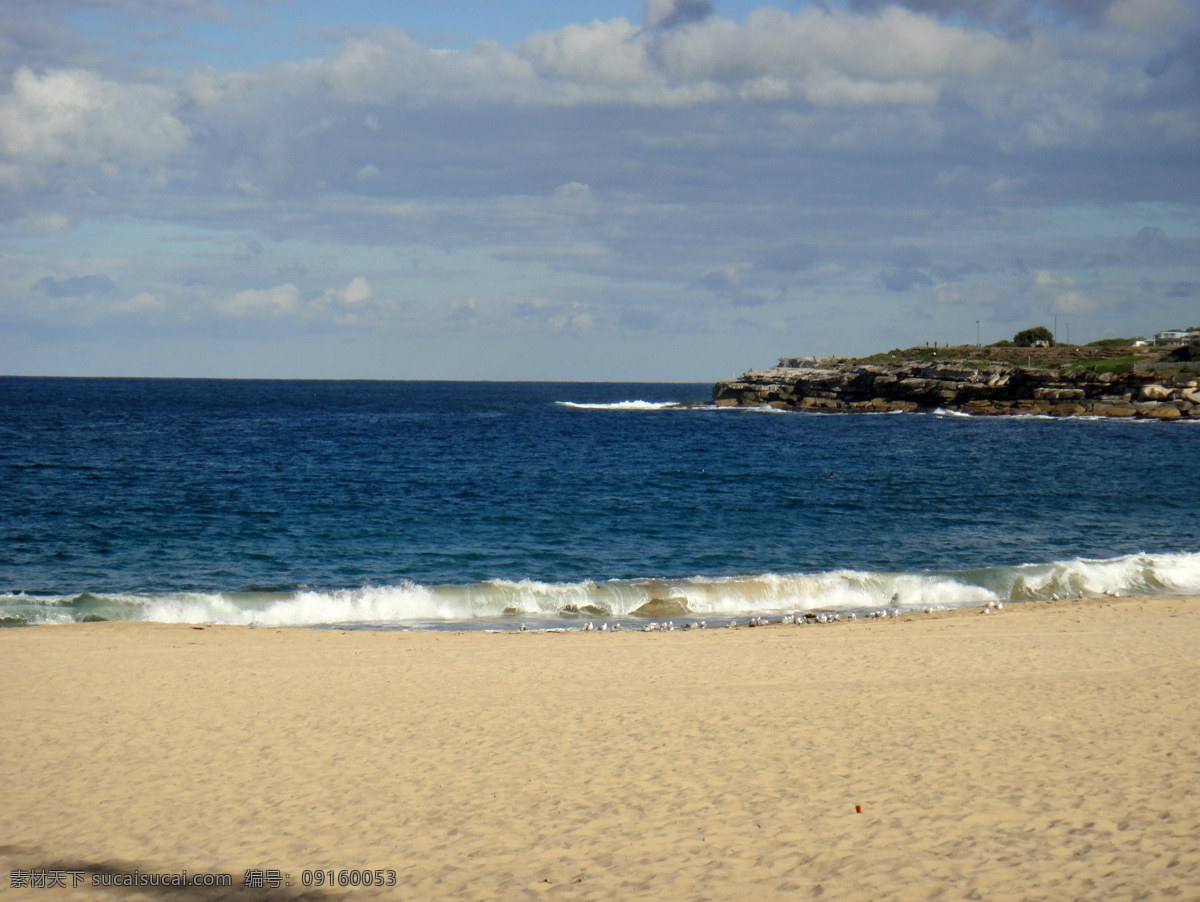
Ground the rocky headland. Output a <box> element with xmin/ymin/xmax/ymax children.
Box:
<box><xmin>712</xmin><ymin>348</ymin><xmax>1200</xmax><ymax>419</ymax></box>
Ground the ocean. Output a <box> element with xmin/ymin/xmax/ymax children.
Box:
<box><xmin>2</xmin><ymin>377</ymin><xmax>1197</xmax><ymax>629</ymax></box>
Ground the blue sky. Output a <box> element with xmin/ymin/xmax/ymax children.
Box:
<box><xmin>1</xmin><ymin>0</ymin><xmax>1197</xmax><ymax>380</ymax></box>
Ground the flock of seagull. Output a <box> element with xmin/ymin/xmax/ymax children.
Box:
<box><xmin>515</xmin><ymin>600</ymin><xmax>1012</xmax><ymax>633</ymax></box>
<box><xmin>507</xmin><ymin>592</ymin><xmax>1124</xmax><ymax>632</ymax></box>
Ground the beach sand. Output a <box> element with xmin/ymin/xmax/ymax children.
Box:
<box><xmin>2</xmin><ymin>596</ymin><xmax>1198</xmax><ymax>901</ymax></box>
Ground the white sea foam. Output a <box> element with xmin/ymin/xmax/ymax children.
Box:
<box><xmin>141</xmin><ymin>583</ymin><xmax>455</xmax><ymax>626</ymax></box>
<box><xmin>555</xmin><ymin>400</ymin><xmax>789</xmax><ymax>413</ymax></box>
<box><xmin>4</xmin><ymin>551</ymin><xmax>1198</xmax><ymax>626</ymax></box>
<box><xmin>556</xmin><ymin>400</ymin><xmax>682</xmax><ymax>411</ymax></box>
<box><xmin>1003</xmin><ymin>552</ymin><xmax>1200</xmax><ymax>599</ymax></box>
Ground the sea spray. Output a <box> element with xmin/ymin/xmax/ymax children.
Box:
<box><xmin>4</xmin><ymin>551</ymin><xmax>1197</xmax><ymax>627</ymax></box>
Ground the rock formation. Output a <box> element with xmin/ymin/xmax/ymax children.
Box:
<box><xmin>712</xmin><ymin>357</ymin><xmax>1200</xmax><ymax>419</ymax></box>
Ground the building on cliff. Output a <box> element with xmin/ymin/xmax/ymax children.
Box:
<box><xmin>1154</xmin><ymin>329</ymin><xmax>1195</xmax><ymax>348</ymax></box>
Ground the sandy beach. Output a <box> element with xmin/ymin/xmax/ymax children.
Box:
<box><xmin>3</xmin><ymin>596</ymin><xmax>1198</xmax><ymax>901</ymax></box>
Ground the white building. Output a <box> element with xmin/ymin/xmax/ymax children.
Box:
<box><xmin>1153</xmin><ymin>330</ymin><xmax>1194</xmax><ymax>347</ymax></box>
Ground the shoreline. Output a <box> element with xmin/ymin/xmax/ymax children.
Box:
<box><xmin>4</xmin><ymin>594</ymin><xmax>1198</xmax><ymax>900</ymax></box>
<box><xmin>9</xmin><ymin>547</ymin><xmax>1200</xmax><ymax>628</ymax></box>
<box><xmin>5</xmin><ymin>589</ymin><xmax>1196</xmax><ymax>632</ymax></box>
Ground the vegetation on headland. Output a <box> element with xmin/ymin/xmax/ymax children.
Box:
<box><xmin>1013</xmin><ymin>325</ymin><xmax>1056</xmax><ymax>347</ymax></box>
<box><xmin>851</xmin><ymin>345</ymin><xmax>1154</xmax><ymax>372</ymax></box>
<box><xmin>846</xmin><ymin>328</ymin><xmax>1194</xmax><ymax>376</ymax></box>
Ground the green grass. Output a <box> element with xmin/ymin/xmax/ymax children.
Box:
<box><xmin>853</xmin><ymin>346</ymin><xmax>986</xmax><ymax>365</ymax></box>
<box><xmin>1064</xmin><ymin>355</ymin><xmax>1142</xmax><ymax>375</ymax></box>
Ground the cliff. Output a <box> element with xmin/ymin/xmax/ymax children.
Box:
<box><xmin>712</xmin><ymin>356</ymin><xmax>1200</xmax><ymax>419</ymax></box>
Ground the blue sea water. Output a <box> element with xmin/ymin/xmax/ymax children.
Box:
<box><xmin>1</xmin><ymin>377</ymin><xmax>1197</xmax><ymax>628</ymax></box>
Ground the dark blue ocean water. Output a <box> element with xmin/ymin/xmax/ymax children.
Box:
<box><xmin>1</xmin><ymin>377</ymin><xmax>1197</xmax><ymax>626</ymax></box>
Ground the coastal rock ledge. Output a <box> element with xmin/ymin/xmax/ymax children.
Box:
<box><xmin>712</xmin><ymin>358</ymin><xmax>1200</xmax><ymax>419</ymax></box>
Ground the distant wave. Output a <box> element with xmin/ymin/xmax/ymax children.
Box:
<box><xmin>4</xmin><ymin>551</ymin><xmax>1197</xmax><ymax>628</ymax></box>
<box><xmin>556</xmin><ymin>400</ymin><xmax>684</xmax><ymax>410</ymax></box>
<box><xmin>556</xmin><ymin>400</ymin><xmax>791</xmax><ymax>413</ymax></box>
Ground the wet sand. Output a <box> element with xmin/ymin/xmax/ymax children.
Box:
<box><xmin>2</xmin><ymin>595</ymin><xmax>1198</xmax><ymax>901</ymax></box>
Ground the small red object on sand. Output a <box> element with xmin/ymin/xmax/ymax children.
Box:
<box><xmin>855</xmin><ymin>805</ymin><xmax>862</xmax><ymax>813</ymax></box>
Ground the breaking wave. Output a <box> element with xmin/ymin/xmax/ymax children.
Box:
<box><xmin>3</xmin><ymin>551</ymin><xmax>1197</xmax><ymax>628</ymax></box>
<box><xmin>556</xmin><ymin>400</ymin><xmax>685</xmax><ymax>411</ymax></box>
<box><xmin>554</xmin><ymin>400</ymin><xmax>791</xmax><ymax>413</ymax></box>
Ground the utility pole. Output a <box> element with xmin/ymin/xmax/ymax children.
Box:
<box><xmin>976</xmin><ymin>319</ymin><xmax>981</xmax><ymax>347</ymax></box>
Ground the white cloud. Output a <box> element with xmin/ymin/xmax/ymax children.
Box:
<box><xmin>232</xmin><ymin>179</ymin><xmax>268</xmax><ymax>197</ymax></box>
<box><xmin>1033</xmin><ymin>270</ymin><xmax>1072</xmax><ymax>290</ymax></box>
<box><xmin>521</xmin><ymin>18</ymin><xmax>648</xmax><ymax>86</ymax></box>
<box><xmin>934</xmin><ymin>283</ymin><xmax>997</xmax><ymax>306</ymax></box>
<box><xmin>216</xmin><ymin>277</ymin><xmax>372</xmax><ymax>321</ymax></box>
<box><xmin>18</xmin><ymin>213</ymin><xmax>75</xmax><ymax>232</ymax></box>
<box><xmin>554</xmin><ymin>181</ymin><xmax>591</xmax><ymax>200</ymax></box>
<box><xmin>272</xmin><ymin>6</ymin><xmax>1022</xmax><ymax>112</ymax></box>
<box><xmin>1032</xmin><ymin>270</ymin><xmax>1100</xmax><ymax>315</ymax></box>
<box><xmin>653</xmin><ymin>6</ymin><xmax>1015</xmax><ymax>106</ymax></box>
<box><xmin>220</xmin><ymin>283</ymin><xmax>301</xmax><ymax>317</ymax></box>
<box><xmin>0</xmin><ymin>67</ymin><xmax>188</xmax><ymax>189</ymax></box>
<box><xmin>1051</xmin><ymin>289</ymin><xmax>1099</xmax><ymax>314</ymax></box>
<box><xmin>986</xmin><ymin>176</ymin><xmax>1029</xmax><ymax>194</ymax></box>
<box><xmin>112</xmin><ymin>291</ymin><xmax>166</xmax><ymax>314</ymax></box>
<box><xmin>547</xmin><ymin>302</ymin><xmax>595</xmax><ymax>331</ymax></box>
<box><xmin>334</xmin><ymin>276</ymin><xmax>372</xmax><ymax>306</ymax></box>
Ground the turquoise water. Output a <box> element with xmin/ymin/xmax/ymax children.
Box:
<box><xmin>1</xmin><ymin>377</ymin><xmax>1197</xmax><ymax>627</ymax></box>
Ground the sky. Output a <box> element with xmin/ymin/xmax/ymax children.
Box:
<box><xmin>1</xmin><ymin>0</ymin><xmax>1197</xmax><ymax>380</ymax></box>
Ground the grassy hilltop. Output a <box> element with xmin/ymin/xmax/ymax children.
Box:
<box><xmin>837</xmin><ymin>340</ymin><xmax>1190</xmax><ymax>377</ymax></box>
